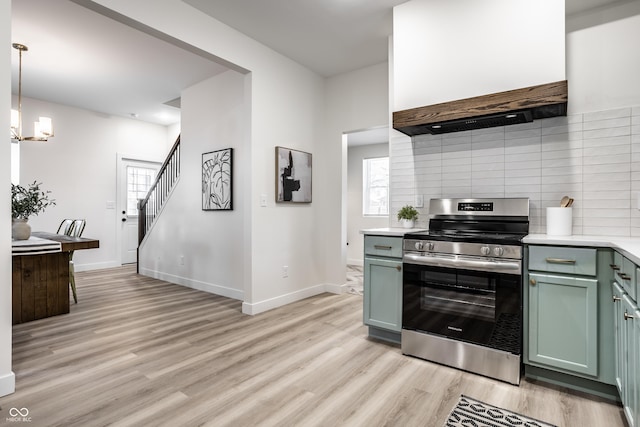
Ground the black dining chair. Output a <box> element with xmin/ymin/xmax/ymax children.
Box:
<box><xmin>56</xmin><ymin>219</ymin><xmax>86</xmax><ymax>303</ymax></box>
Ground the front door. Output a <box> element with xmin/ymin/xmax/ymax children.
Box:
<box><xmin>118</xmin><ymin>158</ymin><xmax>160</xmax><ymax>264</ymax></box>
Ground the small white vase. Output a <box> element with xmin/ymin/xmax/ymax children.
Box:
<box><xmin>401</xmin><ymin>219</ymin><xmax>415</xmax><ymax>229</ymax></box>
<box><xmin>12</xmin><ymin>218</ymin><xmax>31</xmax><ymax>240</ymax></box>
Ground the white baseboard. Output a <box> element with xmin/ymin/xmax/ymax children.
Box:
<box><xmin>242</xmin><ymin>282</ymin><xmax>348</xmax><ymax>315</ymax></box>
<box><xmin>75</xmin><ymin>261</ymin><xmax>121</xmax><ymax>272</ymax></box>
<box><xmin>0</xmin><ymin>371</ymin><xmax>15</xmax><ymax>397</ymax></box>
<box><xmin>139</xmin><ymin>268</ymin><xmax>244</xmax><ymax>301</ymax></box>
<box><xmin>347</xmin><ymin>258</ymin><xmax>363</xmax><ymax>267</ymax></box>
<box><xmin>139</xmin><ymin>268</ymin><xmax>347</xmax><ymax>316</ymax></box>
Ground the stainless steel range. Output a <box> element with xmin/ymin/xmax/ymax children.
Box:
<box><xmin>402</xmin><ymin>198</ymin><xmax>529</xmax><ymax>385</ymax></box>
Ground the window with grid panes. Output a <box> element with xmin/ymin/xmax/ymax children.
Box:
<box><xmin>127</xmin><ymin>166</ymin><xmax>156</xmax><ymax>216</ymax></box>
<box><xmin>363</xmin><ymin>157</ymin><xmax>389</xmax><ymax>216</ymax></box>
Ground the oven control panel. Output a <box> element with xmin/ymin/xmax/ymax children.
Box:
<box><xmin>404</xmin><ymin>239</ymin><xmax>522</xmax><ymax>260</ymax></box>
<box><xmin>458</xmin><ymin>202</ymin><xmax>493</xmax><ymax>212</ymax></box>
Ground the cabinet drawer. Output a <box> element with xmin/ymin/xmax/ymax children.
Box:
<box><xmin>612</xmin><ymin>252</ymin><xmax>636</xmax><ymax>300</ymax></box>
<box><xmin>529</xmin><ymin>246</ymin><xmax>596</xmax><ymax>276</ymax></box>
<box><xmin>364</xmin><ymin>236</ymin><xmax>403</xmax><ymax>258</ymax></box>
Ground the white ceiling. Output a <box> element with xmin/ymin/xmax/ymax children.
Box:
<box><xmin>10</xmin><ymin>0</ymin><xmax>630</xmax><ymax>129</ymax></box>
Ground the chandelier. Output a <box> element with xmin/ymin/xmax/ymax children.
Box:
<box><xmin>11</xmin><ymin>43</ymin><xmax>54</xmax><ymax>141</ymax></box>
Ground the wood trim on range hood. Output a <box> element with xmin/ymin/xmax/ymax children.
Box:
<box><xmin>393</xmin><ymin>80</ymin><xmax>568</xmax><ymax>136</ymax></box>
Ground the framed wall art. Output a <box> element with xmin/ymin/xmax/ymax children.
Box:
<box><xmin>202</xmin><ymin>148</ymin><xmax>233</xmax><ymax>210</ymax></box>
<box><xmin>276</xmin><ymin>146</ymin><xmax>312</xmax><ymax>203</ymax></box>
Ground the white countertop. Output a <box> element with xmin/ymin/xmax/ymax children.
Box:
<box><xmin>360</xmin><ymin>227</ymin><xmax>428</xmax><ymax>237</ymax></box>
<box><xmin>524</xmin><ymin>234</ymin><xmax>640</xmax><ymax>266</ymax></box>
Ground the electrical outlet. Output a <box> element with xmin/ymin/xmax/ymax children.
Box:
<box><xmin>179</xmin><ymin>255</ymin><xmax>184</xmax><ymax>265</ymax></box>
<box><xmin>260</xmin><ymin>194</ymin><xmax>268</xmax><ymax>207</ymax></box>
<box><xmin>282</xmin><ymin>265</ymin><xmax>289</xmax><ymax>278</ymax></box>
<box><xmin>415</xmin><ymin>195</ymin><xmax>424</xmax><ymax>208</ymax></box>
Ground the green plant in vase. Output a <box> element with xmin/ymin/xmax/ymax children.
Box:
<box><xmin>11</xmin><ymin>181</ymin><xmax>56</xmax><ymax>240</ymax></box>
<box><xmin>397</xmin><ymin>205</ymin><xmax>418</xmax><ymax>228</ymax></box>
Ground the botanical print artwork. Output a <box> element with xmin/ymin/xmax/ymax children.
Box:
<box><xmin>202</xmin><ymin>148</ymin><xmax>233</xmax><ymax>210</ymax></box>
<box><xmin>276</xmin><ymin>146</ymin><xmax>312</xmax><ymax>203</ymax></box>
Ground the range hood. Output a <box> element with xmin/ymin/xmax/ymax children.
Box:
<box><xmin>393</xmin><ymin>80</ymin><xmax>568</xmax><ymax>136</ymax></box>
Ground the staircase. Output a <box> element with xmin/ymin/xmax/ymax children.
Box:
<box><xmin>137</xmin><ymin>135</ymin><xmax>181</xmax><ymax>255</ymax></box>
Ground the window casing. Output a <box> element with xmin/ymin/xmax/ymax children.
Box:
<box><xmin>363</xmin><ymin>157</ymin><xmax>389</xmax><ymax>216</ymax></box>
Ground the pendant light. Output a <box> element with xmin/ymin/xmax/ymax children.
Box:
<box><xmin>10</xmin><ymin>43</ymin><xmax>54</xmax><ymax>141</ymax></box>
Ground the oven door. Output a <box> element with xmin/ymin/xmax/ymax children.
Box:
<box><xmin>402</xmin><ymin>260</ymin><xmax>521</xmax><ymax>355</ymax></box>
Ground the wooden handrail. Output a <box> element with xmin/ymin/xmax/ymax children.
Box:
<box><xmin>137</xmin><ymin>135</ymin><xmax>181</xmax><ymax>264</ymax></box>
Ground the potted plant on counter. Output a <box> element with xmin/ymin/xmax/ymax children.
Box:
<box><xmin>397</xmin><ymin>205</ymin><xmax>419</xmax><ymax>229</ymax></box>
<box><xmin>11</xmin><ymin>181</ymin><xmax>56</xmax><ymax>240</ymax></box>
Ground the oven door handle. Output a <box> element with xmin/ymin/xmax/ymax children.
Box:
<box><xmin>403</xmin><ymin>253</ymin><xmax>521</xmax><ymax>274</ymax></box>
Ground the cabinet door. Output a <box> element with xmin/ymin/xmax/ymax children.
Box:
<box><xmin>622</xmin><ymin>296</ymin><xmax>639</xmax><ymax>427</ymax></box>
<box><xmin>612</xmin><ymin>282</ymin><xmax>625</xmax><ymax>397</ymax></box>
<box><xmin>632</xmin><ymin>306</ymin><xmax>640</xmax><ymax>427</ymax></box>
<box><xmin>528</xmin><ymin>273</ymin><xmax>598</xmax><ymax>376</ymax></box>
<box><xmin>363</xmin><ymin>256</ymin><xmax>402</xmax><ymax>332</ymax></box>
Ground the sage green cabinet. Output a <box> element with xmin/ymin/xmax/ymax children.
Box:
<box><xmin>524</xmin><ymin>245</ymin><xmax>615</xmax><ymax>390</ymax></box>
<box><xmin>612</xmin><ymin>280</ymin><xmax>640</xmax><ymax>427</ymax></box>
<box><xmin>363</xmin><ymin>235</ymin><xmax>403</xmax><ymax>337</ymax></box>
<box><xmin>528</xmin><ymin>272</ymin><xmax>598</xmax><ymax>376</ymax></box>
<box><xmin>630</xmin><ymin>302</ymin><xmax>640</xmax><ymax>427</ymax></box>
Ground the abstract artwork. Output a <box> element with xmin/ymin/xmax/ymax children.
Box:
<box><xmin>276</xmin><ymin>146</ymin><xmax>312</xmax><ymax>203</ymax></box>
<box><xmin>202</xmin><ymin>148</ymin><xmax>233</xmax><ymax>210</ymax></box>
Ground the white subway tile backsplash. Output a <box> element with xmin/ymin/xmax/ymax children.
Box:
<box><xmin>582</xmin><ymin>171</ymin><xmax>630</xmax><ymax>183</ymax></box>
<box><xmin>505</xmin><ymin>167</ymin><xmax>542</xmax><ymax>178</ymax></box>
<box><xmin>541</xmin><ymin>122</ymin><xmax>583</xmax><ymax>136</ymax></box>
<box><xmin>582</xmin><ymin>162</ymin><xmax>630</xmax><ymax>174</ymax></box>
<box><xmin>583</xmin><ymin>144</ymin><xmax>630</xmax><ymax>157</ymax></box>
<box><xmin>583</xmin><ymin>190</ymin><xmax>631</xmax><ymax>200</ymax></box>
<box><xmin>505</xmin><ymin>152</ymin><xmax>541</xmax><ymax>164</ymax></box>
<box><xmin>583</xmin><ymin>127</ymin><xmax>631</xmax><ymax>140</ymax></box>
<box><xmin>505</xmin><ymin>176</ymin><xmax>541</xmax><ymax>187</ymax></box>
<box><xmin>390</xmin><ymin>107</ymin><xmax>638</xmax><ymax>236</ymax></box>
<box><xmin>584</xmin><ymin>117</ymin><xmax>631</xmax><ymax>131</ymax></box>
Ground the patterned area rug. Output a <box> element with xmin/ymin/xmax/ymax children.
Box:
<box><xmin>445</xmin><ymin>395</ymin><xmax>557</xmax><ymax>427</ymax></box>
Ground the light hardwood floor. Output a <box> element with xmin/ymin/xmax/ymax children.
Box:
<box><xmin>0</xmin><ymin>266</ymin><xmax>627</xmax><ymax>426</ymax></box>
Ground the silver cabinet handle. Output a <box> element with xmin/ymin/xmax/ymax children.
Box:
<box><xmin>374</xmin><ymin>245</ymin><xmax>393</xmax><ymax>250</ymax></box>
<box><xmin>624</xmin><ymin>311</ymin><xmax>635</xmax><ymax>320</ymax></box>
<box><xmin>613</xmin><ymin>295</ymin><xmax>621</xmax><ymax>302</ymax></box>
<box><xmin>545</xmin><ymin>257</ymin><xmax>576</xmax><ymax>264</ymax></box>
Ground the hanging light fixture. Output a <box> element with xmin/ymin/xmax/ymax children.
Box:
<box><xmin>10</xmin><ymin>43</ymin><xmax>54</xmax><ymax>141</ymax></box>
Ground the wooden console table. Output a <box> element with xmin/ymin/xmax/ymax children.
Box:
<box><xmin>12</xmin><ymin>232</ymin><xmax>99</xmax><ymax>325</ymax></box>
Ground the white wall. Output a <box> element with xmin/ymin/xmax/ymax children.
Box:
<box><xmin>90</xmin><ymin>0</ymin><xmax>331</xmax><ymax>314</ymax></box>
<box><xmin>393</xmin><ymin>0</ymin><xmax>565</xmax><ymax>111</ymax></box>
<box><xmin>567</xmin><ymin>7</ymin><xmax>640</xmax><ymax>114</ymax></box>
<box><xmin>347</xmin><ymin>143</ymin><xmax>389</xmax><ymax>265</ymax></box>
<box><xmin>139</xmin><ymin>70</ymin><xmax>247</xmax><ymax>300</ymax></box>
<box><xmin>19</xmin><ymin>97</ymin><xmax>171</xmax><ymax>270</ymax></box>
<box><xmin>324</xmin><ymin>62</ymin><xmax>389</xmax><ymax>285</ymax></box>
<box><xmin>1</xmin><ymin>0</ymin><xmax>16</xmax><ymax>398</ymax></box>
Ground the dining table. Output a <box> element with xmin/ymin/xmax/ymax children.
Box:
<box><xmin>11</xmin><ymin>231</ymin><xmax>99</xmax><ymax>324</ymax></box>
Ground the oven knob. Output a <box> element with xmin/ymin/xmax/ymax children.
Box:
<box><xmin>414</xmin><ymin>241</ymin><xmax>424</xmax><ymax>251</ymax></box>
<box><xmin>480</xmin><ymin>246</ymin><xmax>490</xmax><ymax>256</ymax></box>
<box><xmin>494</xmin><ymin>247</ymin><xmax>504</xmax><ymax>257</ymax></box>
<box><xmin>427</xmin><ymin>242</ymin><xmax>434</xmax><ymax>251</ymax></box>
